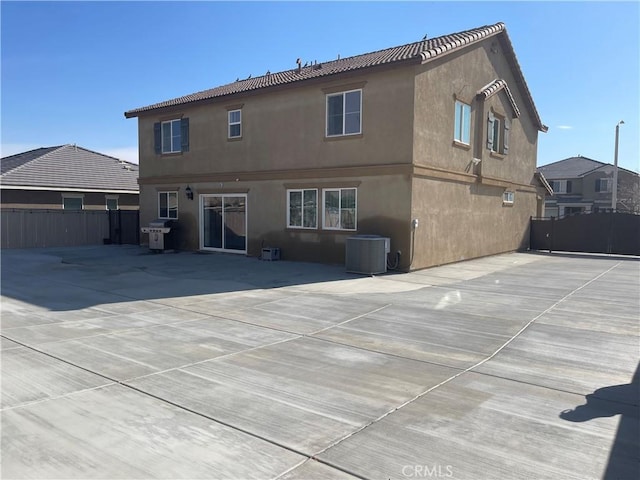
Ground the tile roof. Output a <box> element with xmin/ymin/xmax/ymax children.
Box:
<box><xmin>537</xmin><ymin>156</ymin><xmax>606</xmax><ymax>180</ymax></box>
<box><xmin>477</xmin><ymin>79</ymin><xmax>521</xmax><ymax>118</ymax></box>
<box><xmin>125</xmin><ymin>22</ymin><xmax>546</xmax><ymax>132</ymax></box>
<box><xmin>0</xmin><ymin>146</ymin><xmax>60</xmax><ymax>175</ymax></box>
<box><xmin>585</xmin><ymin>163</ymin><xmax>640</xmax><ymax>177</ymax></box>
<box><xmin>537</xmin><ymin>157</ymin><xmax>640</xmax><ymax>179</ymax></box>
<box><xmin>1</xmin><ymin>145</ymin><xmax>139</xmax><ymax>192</ymax></box>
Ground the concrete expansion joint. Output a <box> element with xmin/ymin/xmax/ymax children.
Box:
<box><xmin>309</xmin><ymin>260</ymin><xmax>626</xmax><ymax>459</ymax></box>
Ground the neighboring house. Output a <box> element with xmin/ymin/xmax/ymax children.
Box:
<box><xmin>537</xmin><ymin>156</ymin><xmax>640</xmax><ymax>217</ymax></box>
<box><xmin>1</xmin><ymin>145</ymin><xmax>139</xmax><ymax>211</ymax></box>
<box><xmin>125</xmin><ymin>22</ymin><xmax>550</xmax><ymax>270</ymax></box>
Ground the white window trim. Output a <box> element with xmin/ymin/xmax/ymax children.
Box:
<box><xmin>62</xmin><ymin>193</ymin><xmax>84</xmax><ymax>210</ymax></box>
<box><xmin>551</xmin><ymin>180</ymin><xmax>570</xmax><ymax>194</ymax></box>
<box><xmin>503</xmin><ymin>191</ymin><xmax>514</xmax><ymax>205</ymax></box>
<box><xmin>454</xmin><ymin>100</ymin><xmax>471</xmax><ymax>144</ymax></box>
<box><xmin>326</xmin><ymin>89</ymin><xmax>362</xmax><ymax>137</ymax></box>
<box><xmin>322</xmin><ymin>188</ymin><xmax>357</xmax><ymax>231</ymax></box>
<box><xmin>105</xmin><ymin>194</ymin><xmax>119</xmax><ymax>211</ymax></box>
<box><xmin>228</xmin><ymin>109</ymin><xmax>242</xmax><ymax>139</ymax></box>
<box><xmin>158</xmin><ymin>191</ymin><xmax>178</xmax><ymax>219</ymax></box>
<box><xmin>287</xmin><ymin>189</ymin><xmax>318</xmax><ymax>229</ymax></box>
<box><xmin>161</xmin><ymin>119</ymin><xmax>181</xmax><ymax>154</ymax></box>
<box><xmin>199</xmin><ymin>193</ymin><xmax>248</xmax><ymax>254</ymax></box>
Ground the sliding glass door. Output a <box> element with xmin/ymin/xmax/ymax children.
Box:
<box><xmin>200</xmin><ymin>194</ymin><xmax>247</xmax><ymax>253</ymax></box>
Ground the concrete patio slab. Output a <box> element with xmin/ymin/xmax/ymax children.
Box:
<box><xmin>317</xmin><ymin>371</ymin><xmax>637</xmax><ymax>480</ymax></box>
<box><xmin>1</xmin><ymin>246</ymin><xmax>637</xmax><ymax>479</ymax></box>
<box><xmin>2</xmin><ymin>384</ymin><xmax>304</xmax><ymax>479</ymax></box>
<box><xmin>36</xmin><ymin>317</ymin><xmax>298</xmax><ymax>381</ymax></box>
<box><xmin>475</xmin><ymin>321</ymin><xmax>639</xmax><ymax>397</ymax></box>
<box><xmin>1</xmin><ymin>347</ymin><xmax>111</xmax><ymax>409</ymax></box>
<box><xmin>129</xmin><ymin>337</ymin><xmax>459</xmax><ymax>453</ymax></box>
<box><xmin>2</xmin><ymin>314</ymin><xmax>160</xmax><ymax>345</ymax></box>
<box><xmin>279</xmin><ymin>460</ymin><xmax>360</xmax><ymax>479</ymax></box>
<box><xmin>0</xmin><ymin>336</ymin><xmax>22</xmax><ymax>350</ymax></box>
<box><xmin>312</xmin><ymin>305</ymin><xmax>516</xmax><ymax>368</ymax></box>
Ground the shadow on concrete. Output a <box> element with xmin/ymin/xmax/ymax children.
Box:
<box><xmin>528</xmin><ymin>250</ymin><xmax>640</xmax><ymax>262</ymax></box>
<box><xmin>560</xmin><ymin>362</ymin><xmax>640</xmax><ymax>479</ymax></box>
<box><xmin>0</xmin><ymin>245</ymin><xmax>364</xmax><ymax>312</ymax></box>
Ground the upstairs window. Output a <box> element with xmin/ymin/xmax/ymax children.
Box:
<box><xmin>595</xmin><ymin>178</ymin><xmax>611</xmax><ymax>193</ymax></box>
<box><xmin>287</xmin><ymin>189</ymin><xmax>318</xmax><ymax>229</ymax></box>
<box><xmin>326</xmin><ymin>90</ymin><xmax>362</xmax><ymax>137</ymax></box>
<box><xmin>550</xmin><ymin>180</ymin><xmax>572</xmax><ymax>194</ymax></box>
<box><xmin>228</xmin><ymin>109</ymin><xmax>242</xmax><ymax>138</ymax></box>
<box><xmin>491</xmin><ymin>117</ymin><xmax>501</xmax><ymax>152</ymax></box>
<box><xmin>158</xmin><ymin>191</ymin><xmax>178</xmax><ymax>219</ymax></box>
<box><xmin>323</xmin><ymin>188</ymin><xmax>357</xmax><ymax>230</ymax></box>
<box><xmin>62</xmin><ymin>195</ymin><xmax>83</xmax><ymax>210</ymax></box>
<box><xmin>106</xmin><ymin>197</ymin><xmax>119</xmax><ymax>210</ymax></box>
<box><xmin>454</xmin><ymin>101</ymin><xmax>471</xmax><ymax>144</ymax></box>
<box><xmin>154</xmin><ymin>118</ymin><xmax>189</xmax><ymax>154</ymax></box>
<box><xmin>487</xmin><ymin>112</ymin><xmax>510</xmax><ymax>154</ymax></box>
<box><xmin>162</xmin><ymin>119</ymin><xmax>181</xmax><ymax>153</ymax></box>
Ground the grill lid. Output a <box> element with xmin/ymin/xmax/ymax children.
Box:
<box><xmin>148</xmin><ymin>219</ymin><xmax>173</xmax><ymax>228</ymax></box>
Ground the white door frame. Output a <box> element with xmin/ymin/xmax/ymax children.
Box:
<box><xmin>199</xmin><ymin>193</ymin><xmax>248</xmax><ymax>254</ymax></box>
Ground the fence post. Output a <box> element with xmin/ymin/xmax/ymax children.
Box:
<box><xmin>136</xmin><ymin>211</ymin><xmax>140</xmax><ymax>245</ymax></box>
<box><xmin>107</xmin><ymin>210</ymin><xmax>112</xmax><ymax>244</ymax></box>
<box><xmin>117</xmin><ymin>209</ymin><xmax>123</xmax><ymax>244</ymax></box>
<box><xmin>607</xmin><ymin>212</ymin><xmax>615</xmax><ymax>254</ymax></box>
<box><xmin>608</xmin><ymin>211</ymin><xmax>620</xmax><ymax>253</ymax></box>
<box><xmin>529</xmin><ymin>216</ymin><xmax>533</xmax><ymax>251</ymax></box>
<box><xmin>549</xmin><ymin>216</ymin><xmax>554</xmax><ymax>253</ymax></box>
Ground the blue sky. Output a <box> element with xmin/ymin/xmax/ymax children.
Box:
<box><xmin>2</xmin><ymin>1</ymin><xmax>638</xmax><ymax>172</ymax></box>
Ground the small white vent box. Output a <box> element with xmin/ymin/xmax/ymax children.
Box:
<box><xmin>261</xmin><ymin>247</ymin><xmax>280</xmax><ymax>261</ymax></box>
<box><xmin>345</xmin><ymin>235</ymin><xmax>390</xmax><ymax>275</ymax></box>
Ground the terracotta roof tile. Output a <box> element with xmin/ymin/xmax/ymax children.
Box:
<box><xmin>125</xmin><ymin>23</ymin><xmax>506</xmax><ymax>117</ymax></box>
<box><xmin>124</xmin><ymin>22</ymin><xmax>546</xmax><ymax>133</ymax></box>
<box><xmin>477</xmin><ymin>78</ymin><xmax>521</xmax><ymax>117</ymax></box>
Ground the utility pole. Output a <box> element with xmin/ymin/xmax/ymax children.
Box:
<box><xmin>611</xmin><ymin>120</ymin><xmax>624</xmax><ymax>212</ymax></box>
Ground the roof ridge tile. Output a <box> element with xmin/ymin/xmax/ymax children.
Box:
<box><xmin>125</xmin><ymin>23</ymin><xmax>505</xmax><ymax>118</ymax></box>
<box><xmin>123</xmin><ymin>21</ymin><xmax>545</xmax><ymax>133</ymax></box>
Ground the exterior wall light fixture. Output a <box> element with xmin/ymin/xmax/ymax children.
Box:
<box><xmin>185</xmin><ymin>185</ymin><xmax>194</xmax><ymax>200</ymax></box>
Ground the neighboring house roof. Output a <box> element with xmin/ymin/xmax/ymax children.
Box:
<box><xmin>537</xmin><ymin>156</ymin><xmax>639</xmax><ymax>180</ymax></box>
<box><xmin>125</xmin><ymin>22</ymin><xmax>547</xmax><ymax>132</ymax></box>
<box><xmin>583</xmin><ymin>163</ymin><xmax>639</xmax><ymax>178</ymax></box>
<box><xmin>1</xmin><ymin>144</ymin><xmax>139</xmax><ymax>193</ymax></box>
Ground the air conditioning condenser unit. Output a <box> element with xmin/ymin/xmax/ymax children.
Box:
<box><xmin>345</xmin><ymin>235</ymin><xmax>390</xmax><ymax>275</ymax></box>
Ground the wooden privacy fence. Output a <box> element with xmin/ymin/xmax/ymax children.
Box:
<box><xmin>530</xmin><ymin>212</ymin><xmax>640</xmax><ymax>256</ymax></box>
<box><xmin>1</xmin><ymin>209</ymin><xmax>139</xmax><ymax>249</ymax></box>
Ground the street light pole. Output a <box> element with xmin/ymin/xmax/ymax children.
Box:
<box><xmin>611</xmin><ymin>120</ymin><xmax>624</xmax><ymax>212</ymax></box>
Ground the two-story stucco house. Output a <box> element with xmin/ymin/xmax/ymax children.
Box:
<box><xmin>125</xmin><ymin>22</ymin><xmax>549</xmax><ymax>271</ymax></box>
<box><xmin>537</xmin><ymin>156</ymin><xmax>640</xmax><ymax>217</ymax></box>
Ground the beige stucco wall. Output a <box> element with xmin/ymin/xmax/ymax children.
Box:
<box><xmin>134</xmin><ymin>34</ymin><xmax>544</xmax><ymax>270</ymax></box>
<box><xmin>136</xmin><ymin>65</ymin><xmax>417</xmax><ymax>267</ymax></box>
<box><xmin>413</xmin><ymin>39</ymin><xmax>539</xmax><ymax>187</ymax></box>
<box><xmin>407</xmin><ymin>38</ymin><xmax>541</xmax><ymax>269</ymax></box>
<box><xmin>137</xmin><ymin>66</ymin><xmax>416</xmax><ymax>181</ymax></box>
<box><xmin>139</xmin><ymin>172</ymin><xmax>412</xmax><ymax>266</ymax></box>
<box><xmin>410</xmin><ymin>177</ymin><xmax>536</xmax><ymax>268</ymax></box>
